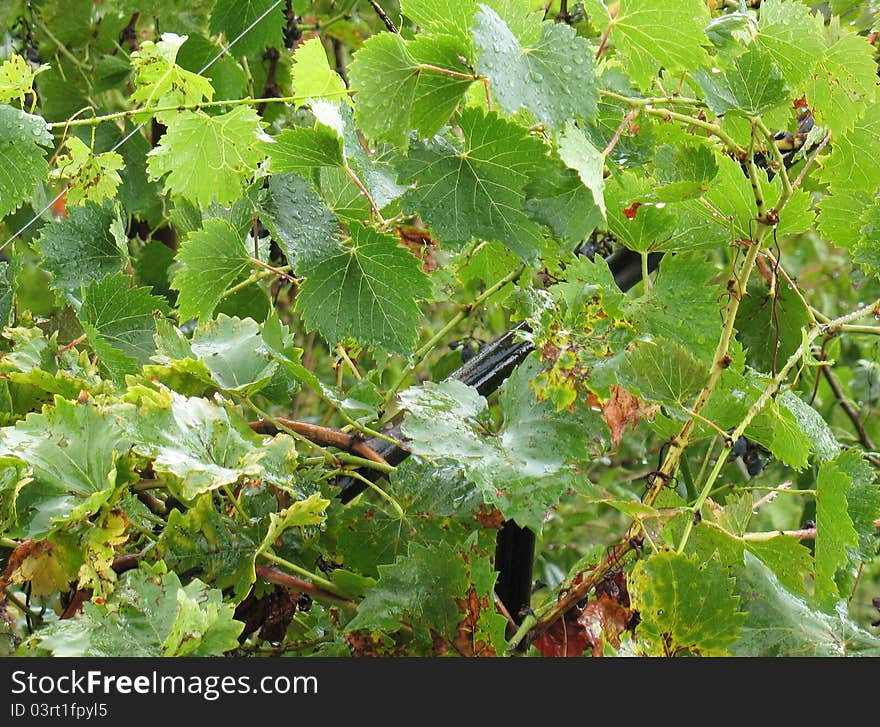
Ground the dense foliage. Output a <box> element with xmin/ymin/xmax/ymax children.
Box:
<box><xmin>0</xmin><ymin>0</ymin><xmax>879</xmax><ymax>657</ymax></box>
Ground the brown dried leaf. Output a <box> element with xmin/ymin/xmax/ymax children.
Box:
<box><xmin>533</xmin><ymin>616</ymin><xmax>591</xmax><ymax>657</ymax></box>
<box><xmin>601</xmin><ymin>386</ymin><xmax>658</xmax><ymax>448</ymax></box>
<box><xmin>577</xmin><ymin>595</ymin><xmax>634</xmax><ymax>657</ymax></box>
<box><xmin>453</xmin><ymin>587</ymin><xmax>497</xmax><ymax>656</ymax></box>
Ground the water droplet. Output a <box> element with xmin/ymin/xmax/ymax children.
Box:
<box><xmin>530</xmin><ymin>72</ymin><xmax>543</xmax><ymax>83</ymax></box>
<box><xmin>562</xmin><ymin>64</ymin><xmax>572</xmax><ymax>74</ymax></box>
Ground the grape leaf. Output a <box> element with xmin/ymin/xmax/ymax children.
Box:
<box><xmin>805</xmin><ymin>29</ymin><xmax>877</xmax><ymax>136</ymax></box>
<box><xmin>755</xmin><ymin>0</ymin><xmax>824</xmax><ymax>89</ymax></box>
<box><xmin>171</xmin><ymin>218</ymin><xmax>252</xmax><ymax>323</ymax></box>
<box><xmin>49</xmin><ymin>136</ymin><xmax>124</xmax><ymax>207</ymax></box>
<box><xmin>731</xmin><ymin>552</ymin><xmax>880</xmax><ymax>656</ymax></box>
<box><xmin>631</xmin><ymin>253</ymin><xmax>723</xmax><ymax>365</ymax></box>
<box><xmin>311</xmin><ymin>100</ymin><xmax>408</xmax><ymax>213</ymax></box>
<box><xmin>0</xmin><ymin>397</ymin><xmax>129</xmax><ymax>539</ymax></box>
<box><xmin>295</xmin><ymin>221</ymin><xmax>430</xmax><ymax>355</ymax></box>
<box><xmin>146</xmin><ymin>106</ymin><xmax>267</xmax><ymax>206</ymax></box>
<box><xmin>816</xmin><ymin>190</ymin><xmax>871</xmax><ymax>250</ymax></box>
<box><xmin>628</xmin><ymin>551</ymin><xmax>745</xmax><ymax>656</ymax></box>
<box><xmin>0</xmin><ymin>54</ymin><xmax>49</xmax><ymax>106</ymax></box>
<box><xmin>78</xmin><ymin>272</ymin><xmax>170</xmax><ymax>382</ymax></box>
<box><xmin>290</xmin><ymin>37</ymin><xmax>349</xmax><ymax>107</ymax></box>
<box><xmin>696</xmin><ymin>45</ymin><xmax>788</xmax><ymax>117</ymax></box>
<box><xmin>256</xmin><ymin>492</ymin><xmax>330</xmax><ymax>555</ymax></box>
<box><xmin>818</xmin><ymin>104</ymin><xmax>880</xmax><ymax>195</ymax></box>
<box><xmin>621</xmin><ymin>339</ymin><xmax>707</xmax><ymax>412</ymax></box>
<box><xmin>116</xmin><ymin>385</ymin><xmax>264</xmax><ymax>501</ymax></box>
<box><xmin>189</xmin><ymin>314</ymin><xmax>277</xmax><ymax>395</ymax></box>
<box><xmin>129</xmin><ymin>33</ymin><xmax>214</xmax><ymax>111</ymax></box>
<box><xmin>654</xmin><ymin>142</ymin><xmax>718</xmax><ymax>202</ymax></box>
<box><xmin>259</xmin><ymin>172</ymin><xmax>339</xmax><ymax>266</ymax></box>
<box><xmin>524</xmin><ymin>156</ymin><xmax>603</xmax><ymax>243</ymax></box>
<box><xmin>18</xmin><ymin>563</ymin><xmax>243</xmax><ymax>656</ymax></box>
<box><xmin>400</xmin><ymin>362</ymin><xmax>598</xmax><ymax>531</ymax></box>
<box><xmin>209</xmin><ymin>0</ymin><xmax>282</xmax><ymax>58</ymax></box>
<box><xmin>349</xmin><ymin>32</ymin><xmax>473</xmax><ymax>146</ymax></box>
<box><xmin>474</xmin><ymin>8</ymin><xmax>598</xmax><ymax>131</ymax></box>
<box><xmin>0</xmin><ymin>105</ymin><xmax>53</xmax><ymax>219</ymax></box>
<box><xmin>778</xmin><ymin>390</ymin><xmax>840</xmax><ymax>464</ymax></box>
<box><xmin>345</xmin><ymin>540</ymin><xmax>469</xmax><ymax>646</ymax></box>
<box><xmin>604</xmin><ymin>0</ymin><xmax>712</xmax><ymax>90</ymax></box>
<box><xmin>814</xmin><ymin>456</ymin><xmax>859</xmax><ymax>610</ymax></box>
<box><xmin>399</xmin><ymin>108</ymin><xmax>547</xmax><ymax>261</ymax></box>
<box><xmin>557</xmin><ymin>122</ymin><xmax>606</xmax><ymax>218</ymax></box>
<box><xmin>34</xmin><ymin>201</ymin><xmax>128</xmax><ymax>296</ymax></box>
<box><xmin>264</xmin><ymin>124</ymin><xmax>343</xmax><ymax>174</ymax></box>
<box><xmin>833</xmin><ymin>448</ymin><xmax>880</xmax><ymax>563</ymax></box>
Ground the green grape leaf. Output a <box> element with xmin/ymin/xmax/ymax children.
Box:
<box><xmin>755</xmin><ymin>0</ymin><xmax>824</xmax><ymax>89</ymax></box>
<box><xmin>257</xmin><ymin>492</ymin><xmax>330</xmax><ymax>555</ymax></box>
<box><xmin>146</xmin><ymin>106</ymin><xmax>267</xmax><ymax>206</ymax></box>
<box><xmin>818</xmin><ymin>104</ymin><xmax>880</xmax><ymax>195</ymax></box>
<box><xmin>171</xmin><ymin>218</ymin><xmax>252</xmax><ymax>323</ymax></box>
<box><xmin>0</xmin><ymin>54</ymin><xmax>49</xmax><ymax>106</ymax></box>
<box><xmin>400</xmin><ymin>362</ymin><xmax>597</xmax><ymax>532</ymax></box>
<box><xmin>259</xmin><ymin>172</ymin><xmax>339</xmax><ymax>266</ymax></box>
<box><xmin>130</xmin><ymin>33</ymin><xmax>214</xmax><ymax>111</ymax></box>
<box><xmin>621</xmin><ymin>339</ymin><xmax>707</xmax><ymax>412</ymax></box>
<box><xmin>157</xmin><ymin>493</ymin><xmax>260</xmax><ymax>599</ymax></box>
<box><xmin>116</xmin><ymin>385</ymin><xmax>264</xmax><ymax>501</ymax></box>
<box><xmin>695</xmin><ymin>45</ymin><xmax>788</xmax><ymax>117</ymax></box>
<box><xmin>209</xmin><ymin>0</ymin><xmax>282</xmax><ymax>58</ymax></box>
<box><xmin>557</xmin><ymin>122</ymin><xmax>606</xmax><ymax>218</ymax></box>
<box><xmin>748</xmin><ymin>395</ymin><xmax>813</xmax><ymax>471</ymax></box>
<box><xmin>295</xmin><ymin>221</ymin><xmax>430</xmax><ymax>355</ymax></box>
<box><xmin>524</xmin><ymin>157</ymin><xmax>603</xmax><ymax>243</ymax></box>
<box><xmin>654</xmin><ymin>142</ymin><xmax>719</xmax><ymax>202</ymax></box>
<box><xmin>346</xmin><ymin>540</ymin><xmax>469</xmax><ymax>645</ymax></box>
<box><xmin>736</xmin><ymin>281</ymin><xmax>812</xmax><ymax>374</ymax></box>
<box><xmin>474</xmin><ymin>8</ymin><xmax>598</xmax><ymax>131</ymax></box>
<box><xmin>632</xmin><ymin>253</ymin><xmax>723</xmax><ymax>365</ymax></box>
<box><xmin>399</xmin><ymin>108</ymin><xmax>547</xmax><ymax>261</ymax></box>
<box><xmin>0</xmin><ymin>398</ymin><xmax>128</xmax><ymax>539</ymax></box>
<box><xmin>290</xmin><ymin>37</ymin><xmax>349</xmax><ymax>106</ymax></box>
<box><xmin>264</xmin><ymin>124</ymin><xmax>343</xmax><ymax>174</ymax></box>
<box><xmin>78</xmin><ymin>272</ymin><xmax>170</xmax><ymax>382</ymax></box>
<box><xmin>604</xmin><ymin>172</ymin><xmax>675</xmax><ymax>253</ymax></box>
<box><xmin>18</xmin><ymin>563</ymin><xmax>243</xmax><ymax>657</ymax></box>
<box><xmin>189</xmin><ymin>314</ymin><xmax>277</xmax><ymax>395</ymax></box>
<box><xmin>606</xmin><ymin>0</ymin><xmax>712</xmax><ymax>89</ymax></box>
<box><xmin>349</xmin><ymin>32</ymin><xmax>473</xmax><ymax>146</ymax></box>
<box><xmin>49</xmin><ymin>137</ymin><xmax>124</xmax><ymax>207</ymax></box>
<box><xmin>34</xmin><ymin>200</ymin><xmax>128</xmax><ymax>295</ymax></box>
<box><xmin>814</xmin><ymin>456</ymin><xmax>859</xmax><ymax>610</ymax></box>
<box><xmin>805</xmin><ymin>30</ymin><xmax>877</xmax><ymax>136</ymax></box>
<box><xmin>731</xmin><ymin>552</ymin><xmax>880</xmax><ymax>656</ymax></box>
<box><xmin>778</xmin><ymin>390</ymin><xmax>840</xmax><ymax>464</ymax></box>
<box><xmin>833</xmin><ymin>448</ymin><xmax>880</xmax><ymax>563</ymax></box>
<box><xmin>816</xmin><ymin>190</ymin><xmax>870</xmax><ymax>250</ymax></box>
<box><xmin>0</xmin><ymin>105</ymin><xmax>54</xmax><ymax>219</ymax></box>
<box><xmin>629</xmin><ymin>551</ymin><xmax>745</xmax><ymax>656</ymax></box>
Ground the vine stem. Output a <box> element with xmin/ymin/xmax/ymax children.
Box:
<box><xmin>676</xmin><ymin>296</ymin><xmax>880</xmax><ymax>553</ymax></box>
<box><xmin>381</xmin><ymin>263</ymin><xmax>525</xmax><ymax>412</ymax></box>
<box><xmin>341</xmin><ymin>469</ymin><xmax>404</xmax><ymax>517</ymax></box>
<box><xmin>258</xmin><ymin>552</ymin><xmax>344</xmax><ymax>597</ymax></box>
<box><xmin>45</xmin><ymin>92</ymin><xmax>352</xmax><ymax>130</ymax></box>
<box><xmin>754</xmin><ymin>117</ymin><xmax>794</xmax><ymax>200</ymax></box>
